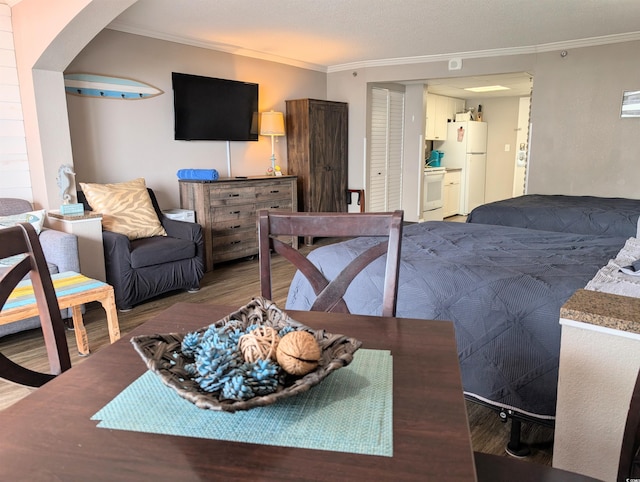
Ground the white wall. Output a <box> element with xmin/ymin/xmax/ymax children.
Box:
<box><xmin>554</xmin><ymin>321</ymin><xmax>640</xmax><ymax>480</ymax></box>
<box><xmin>401</xmin><ymin>84</ymin><xmax>425</xmax><ymax>222</ymax></box>
<box><xmin>528</xmin><ymin>42</ymin><xmax>640</xmax><ymax>197</ymax></box>
<box><xmin>513</xmin><ymin>96</ymin><xmax>531</xmax><ymax>197</ymax></box>
<box><xmin>480</xmin><ymin>96</ymin><xmax>521</xmax><ymax>203</ymax></box>
<box><xmin>328</xmin><ymin>42</ymin><xmax>640</xmax><ymax>209</ymax></box>
<box><xmin>0</xmin><ymin>3</ymin><xmax>29</xmax><ymax>201</ymax></box>
<box><xmin>65</xmin><ymin>29</ymin><xmax>327</xmax><ymax>208</ymax></box>
<box><xmin>9</xmin><ymin>0</ymin><xmax>136</xmax><ymax>208</ymax></box>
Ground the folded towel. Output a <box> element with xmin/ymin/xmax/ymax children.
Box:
<box><xmin>585</xmin><ymin>237</ymin><xmax>640</xmax><ymax>297</ymax></box>
<box><xmin>177</xmin><ymin>169</ymin><xmax>219</xmax><ymax>181</ymax></box>
<box><xmin>620</xmin><ymin>259</ymin><xmax>640</xmax><ymax>276</ymax></box>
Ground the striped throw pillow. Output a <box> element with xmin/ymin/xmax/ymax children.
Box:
<box><xmin>79</xmin><ymin>178</ymin><xmax>166</xmax><ymax>240</ymax></box>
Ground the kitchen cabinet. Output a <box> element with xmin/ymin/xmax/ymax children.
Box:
<box><xmin>285</xmin><ymin>99</ymin><xmax>348</xmax><ymax>215</ymax></box>
<box><xmin>425</xmin><ymin>93</ymin><xmax>466</xmax><ymax>141</ymax></box>
<box><xmin>450</xmin><ymin>97</ymin><xmax>466</xmax><ymax>120</ymax></box>
<box><xmin>443</xmin><ymin>169</ymin><xmax>461</xmax><ymax>217</ymax></box>
<box><xmin>179</xmin><ymin>176</ymin><xmax>297</xmax><ymax>271</ymax></box>
<box><xmin>425</xmin><ymin>93</ymin><xmax>448</xmax><ymax>141</ymax></box>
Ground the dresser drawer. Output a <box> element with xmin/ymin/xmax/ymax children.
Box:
<box><xmin>208</xmin><ymin>184</ymin><xmax>255</xmax><ymax>207</ymax></box>
<box><xmin>210</xmin><ymin>203</ymin><xmax>255</xmax><ymax>225</ymax></box>
<box><xmin>211</xmin><ymin>228</ymin><xmax>258</xmax><ymax>262</ymax></box>
<box><xmin>211</xmin><ymin>220</ymin><xmax>255</xmax><ymax>239</ymax></box>
<box><xmin>256</xmin><ymin>199</ymin><xmax>293</xmax><ymax>212</ymax></box>
<box><xmin>255</xmin><ymin>181</ymin><xmax>293</xmax><ymax>203</ymax></box>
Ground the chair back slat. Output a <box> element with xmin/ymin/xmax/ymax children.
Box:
<box><xmin>0</xmin><ymin>223</ymin><xmax>71</xmax><ymax>387</ymax></box>
<box><xmin>259</xmin><ymin>210</ymin><xmax>403</xmax><ymax>317</ymax></box>
<box><xmin>618</xmin><ymin>368</ymin><xmax>640</xmax><ymax>481</ymax></box>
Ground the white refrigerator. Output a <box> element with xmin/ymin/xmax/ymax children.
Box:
<box><xmin>438</xmin><ymin>121</ymin><xmax>488</xmax><ymax>215</ymax></box>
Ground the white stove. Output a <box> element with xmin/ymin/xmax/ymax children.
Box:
<box><xmin>423</xmin><ymin>167</ymin><xmax>446</xmax><ymax>221</ymax></box>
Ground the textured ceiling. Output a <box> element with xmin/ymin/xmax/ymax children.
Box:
<box><xmin>107</xmin><ymin>0</ymin><xmax>640</xmax><ymax>98</ymax></box>
<box><xmin>110</xmin><ymin>0</ymin><xmax>640</xmax><ymax>71</ymax></box>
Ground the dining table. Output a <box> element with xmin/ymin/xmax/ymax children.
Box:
<box><xmin>0</xmin><ymin>302</ymin><xmax>477</xmax><ymax>481</ymax></box>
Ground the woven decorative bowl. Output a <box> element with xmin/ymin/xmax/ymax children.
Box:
<box><xmin>130</xmin><ymin>297</ymin><xmax>362</xmax><ymax>412</ymax></box>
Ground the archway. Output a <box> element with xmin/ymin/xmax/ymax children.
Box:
<box><xmin>11</xmin><ymin>0</ymin><xmax>136</xmax><ymax>207</ymax></box>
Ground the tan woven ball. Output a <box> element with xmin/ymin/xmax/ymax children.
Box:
<box><xmin>238</xmin><ymin>326</ymin><xmax>280</xmax><ymax>363</ymax></box>
<box><xmin>276</xmin><ymin>331</ymin><xmax>321</xmax><ymax>376</ymax></box>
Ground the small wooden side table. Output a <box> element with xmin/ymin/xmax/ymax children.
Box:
<box><xmin>0</xmin><ymin>271</ymin><xmax>120</xmax><ymax>356</ymax></box>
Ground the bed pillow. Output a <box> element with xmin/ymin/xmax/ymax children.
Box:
<box><xmin>0</xmin><ymin>209</ymin><xmax>46</xmax><ymax>234</ymax></box>
<box><xmin>79</xmin><ymin>178</ymin><xmax>166</xmax><ymax>240</ymax></box>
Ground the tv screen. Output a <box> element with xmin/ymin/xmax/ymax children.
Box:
<box><xmin>172</xmin><ymin>72</ymin><xmax>258</xmax><ymax>141</ymax></box>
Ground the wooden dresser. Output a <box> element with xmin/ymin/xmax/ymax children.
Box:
<box><xmin>285</xmin><ymin>99</ymin><xmax>348</xmax><ymax>214</ymax></box>
<box><xmin>179</xmin><ymin>176</ymin><xmax>297</xmax><ymax>271</ymax></box>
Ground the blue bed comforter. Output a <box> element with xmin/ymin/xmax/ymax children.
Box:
<box><xmin>467</xmin><ymin>194</ymin><xmax>640</xmax><ymax>237</ymax></box>
<box><xmin>286</xmin><ymin>221</ymin><xmax>627</xmax><ymax>419</ymax></box>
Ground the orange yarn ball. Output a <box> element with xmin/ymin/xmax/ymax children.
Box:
<box><xmin>238</xmin><ymin>326</ymin><xmax>280</xmax><ymax>363</ymax></box>
<box><xmin>276</xmin><ymin>331</ymin><xmax>321</xmax><ymax>376</ymax></box>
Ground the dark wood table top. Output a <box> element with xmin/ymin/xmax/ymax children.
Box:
<box><xmin>0</xmin><ymin>303</ymin><xmax>476</xmax><ymax>481</ymax></box>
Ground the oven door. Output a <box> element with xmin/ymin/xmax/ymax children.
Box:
<box><xmin>423</xmin><ymin>169</ymin><xmax>445</xmax><ymax>211</ymax></box>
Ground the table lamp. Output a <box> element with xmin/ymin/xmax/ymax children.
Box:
<box><xmin>260</xmin><ymin>111</ymin><xmax>285</xmax><ymax>175</ymax></box>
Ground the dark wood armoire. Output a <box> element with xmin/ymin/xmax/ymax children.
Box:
<box><xmin>285</xmin><ymin>99</ymin><xmax>348</xmax><ymax>214</ymax></box>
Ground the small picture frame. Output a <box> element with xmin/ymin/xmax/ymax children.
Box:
<box><xmin>621</xmin><ymin>90</ymin><xmax>640</xmax><ymax>118</ymax></box>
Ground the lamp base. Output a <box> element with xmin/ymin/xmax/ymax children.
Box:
<box><xmin>266</xmin><ymin>153</ymin><xmax>280</xmax><ymax>176</ymax></box>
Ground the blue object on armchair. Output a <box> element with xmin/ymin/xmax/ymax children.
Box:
<box><xmin>78</xmin><ymin>188</ymin><xmax>205</xmax><ymax>311</ymax></box>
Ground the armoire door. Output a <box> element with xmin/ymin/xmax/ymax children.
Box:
<box><xmin>285</xmin><ymin>99</ymin><xmax>348</xmax><ymax>214</ymax></box>
<box><xmin>309</xmin><ymin>101</ymin><xmax>348</xmax><ymax>212</ymax></box>
<box><xmin>369</xmin><ymin>87</ymin><xmax>405</xmax><ymax>212</ymax></box>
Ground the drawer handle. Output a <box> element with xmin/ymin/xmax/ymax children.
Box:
<box><xmin>270</xmin><ymin>190</ymin><xmax>280</xmax><ymax>194</ymax></box>
<box><xmin>230</xmin><ymin>225</ymin><xmax>241</xmax><ymax>229</ymax></box>
<box><xmin>230</xmin><ymin>210</ymin><xmax>241</xmax><ymax>214</ymax></box>
<box><xmin>228</xmin><ymin>193</ymin><xmax>240</xmax><ymax>197</ymax></box>
<box><xmin>230</xmin><ymin>240</ymin><xmax>241</xmax><ymax>245</ymax></box>
<box><xmin>270</xmin><ymin>205</ymin><xmax>280</xmax><ymax>209</ymax></box>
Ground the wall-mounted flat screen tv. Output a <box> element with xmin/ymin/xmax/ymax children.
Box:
<box><xmin>172</xmin><ymin>72</ymin><xmax>259</xmax><ymax>141</ymax></box>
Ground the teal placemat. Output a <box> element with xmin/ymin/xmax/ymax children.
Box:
<box><xmin>92</xmin><ymin>349</ymin><xmax>393</xmax><ymax>456</ymax></box>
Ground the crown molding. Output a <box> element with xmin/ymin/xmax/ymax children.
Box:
<box><xmin>327</xmin><ymin>31</ymin><xmax>640</xmax><ymax>73</ymax></box>
<box><xmin>107</xmin><ymin>22</ymin><xmax>328</xmax><ymax>73</ymax></box>
<box><xmin>107</xmin><ymin>22</ymin><xmax>640</xmax><ymax>75</ymax></box>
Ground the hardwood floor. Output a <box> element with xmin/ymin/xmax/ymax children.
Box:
<box><xmin>0</xmin><ymin>235</ymin><xmax>553</xmax><ymax>467</ymax></box>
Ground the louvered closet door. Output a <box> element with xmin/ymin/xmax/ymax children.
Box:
<box><xmin>369</xmin><ymin>87</ymin><xmax>405</xmax><ymax>212</ymax></box>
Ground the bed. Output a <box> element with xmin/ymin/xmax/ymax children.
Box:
<box><xmin>286</xmin><ymin>221</ymin><xmax>627</xmax><ymax>421</ymax></box>
<box><xmin>466</xmin><ymin>194</ymin><xmax>640</xmax><ymax>237</ymax></box>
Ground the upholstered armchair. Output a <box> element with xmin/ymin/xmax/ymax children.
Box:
<box><xmin>78</xmin><ymin>183</ymin><xmax>205</xmax><ymax>311</ymax></box>
<box><xmin>0</xmin><ymin>198</ymin><xmax>80</xmax><ymax>337</ymax></box>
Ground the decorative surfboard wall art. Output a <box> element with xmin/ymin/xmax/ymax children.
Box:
<box><xmin>64</xmin><ymin>73</ymin><xmax>163</xmax><ymax>100</ymax></box>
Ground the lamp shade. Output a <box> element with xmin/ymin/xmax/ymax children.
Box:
<box><xmin>260</xmin><ymin>111</ymin><xmax>285</xmax><ymax>136</ymax></box>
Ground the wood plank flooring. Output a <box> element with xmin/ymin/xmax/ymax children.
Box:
<box><xmin>0</xmin><ymin>236</ymin><xmax>554</xmax><ymax>467</ymax></box>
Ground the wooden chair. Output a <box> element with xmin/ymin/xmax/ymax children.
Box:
<box><xmin>475</xmin><ymin>366</ymin><xmax>640</xmax><ymax>482</ymax></box>
<box><xmin>0</xmin><ymin>223</ymin><xmax>72</xmax><ymax>387</ymax></box>
<box><xmin>617</xmin><ymin>367</ymin><xmax>640</xmax><ymax>481</ymax></box>
<box><xmin>258</xmin><ymin>210</ymin><xmax>403</xmax><ymax>317</ymax></box>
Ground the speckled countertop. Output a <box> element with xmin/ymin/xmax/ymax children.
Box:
<box><xmin>48</xmin><ymin>210</ymin><xmax>101</xmax><ymax>221</ymax></box>
<box><xmin>560</xmin><ymin>289</ymin><xmax>640</xmax><ymax>335</ymax></box>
